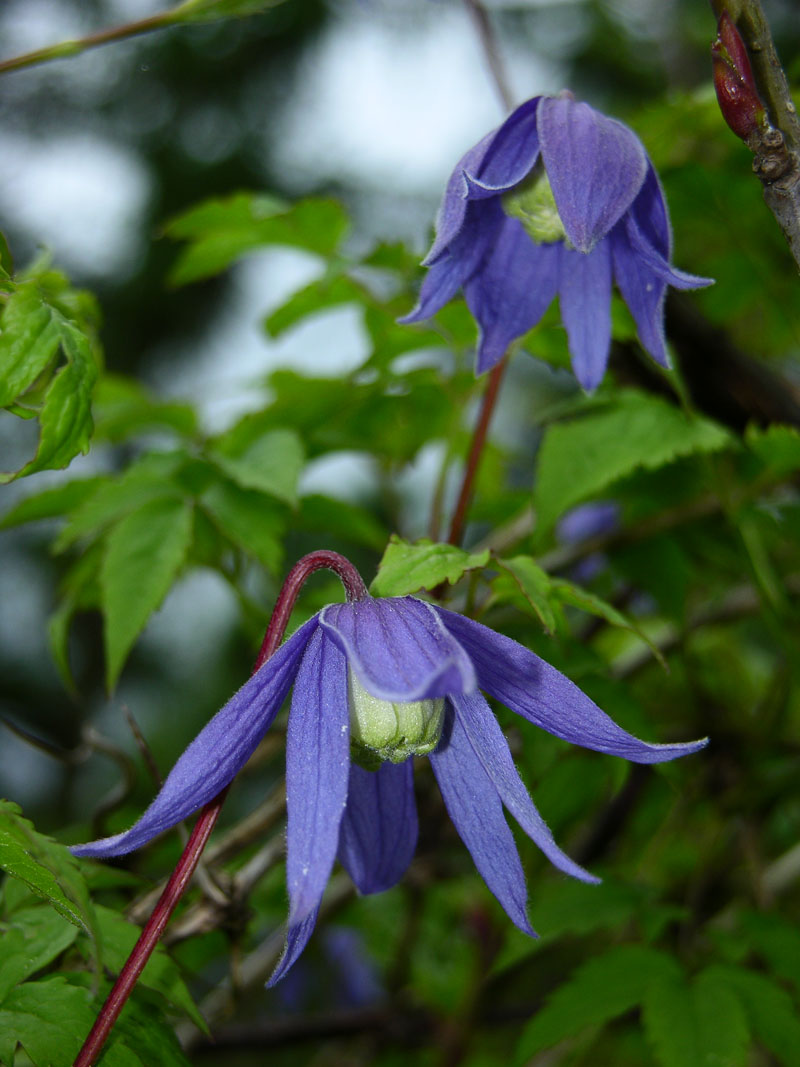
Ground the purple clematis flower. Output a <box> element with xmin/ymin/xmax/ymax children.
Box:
<box><xmin>401</xmin><ymin>93</ymin><xmax>713</xmax><ymax>390</ymax></box>
<box><xmin>72</xmin><ymin>595</ymin><xmax>706</xmax><ymax>984</ymax></box>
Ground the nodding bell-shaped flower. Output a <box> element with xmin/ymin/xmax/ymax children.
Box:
<box><xmin>72</xmin><ymin>593</ymin><xmax>707</xmax><ymax>984</ymax></box>
<box><xmin>401</xmin><ymin>93</ymin><xmax>713</xmax><ymax>390</ymax></box>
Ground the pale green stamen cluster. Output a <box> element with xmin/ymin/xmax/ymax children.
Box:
<box><xmin>347</xmin><ymin>670</ymin><xmax>445</xmax><ymax>770</ymax></box>
<box><xmin>502</xmin><ymin>168</ymin><xmax>569</xmax><ymax>246</ymax></box>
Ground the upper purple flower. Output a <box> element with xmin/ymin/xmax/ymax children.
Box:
<box><xmin>71</xmin><ymin>594</ymin><xmax>706</xmax><ymax>984</ymax></box>
<box><xmin>401</xmin><ymin>94</ymin><xmax>713</xmax><ymax>390</ymax></box>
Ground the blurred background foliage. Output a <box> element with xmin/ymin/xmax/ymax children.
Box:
<box><xmin>1</xmin><ymin>0</ymin><xmax>800</xmax><ymax>1064</ymax></box>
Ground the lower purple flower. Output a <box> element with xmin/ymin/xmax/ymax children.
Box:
<box><xmin>71</xmin><ymin>595</ymin><xmax>706</xmax><ymax>984</ymax></box>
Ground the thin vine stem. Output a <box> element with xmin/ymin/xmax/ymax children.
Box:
<box><xmin>73</xmin><ymin>550</ymin><xmax>368</xmax><ymax>1066</ymax></box>
<box><xmin>0</xmin><ymin>12</ymin><xmax>176</xmax><ymax>77</ymax></box>
<box><xmin>446</xmin><ymin>358</ymin><xmax>507</xmax><ymax>547</ymax></box>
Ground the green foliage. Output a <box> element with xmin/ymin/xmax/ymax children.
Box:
<box><xmin>533</xmin><ymin>390</ymin><xmax>732</xmax><ymax>537</ymax></box>
<box><xmin>165</xmin><ymin>194</ymin><xmax>349</xmax><ymax>284</ymax></box>
<box><xmin>101</xmin><ymin>496</ymin><xmax>194</xmax><ymax>689</ymax></box>
<box><xmin>0</xmin><ymin>977</ymin><xmax>95</xmax><ymax>1067</ymax></box>
<box><xmin>0</xmin><ymin>268</ymin><xmax>101</xmax><ymax>482</ymax></box>
<box><xmin>371</xmin><ymin>536</ymin><xmax>489</xmax><ymax>596</ymax></box>
<box><xmin>0</xmin><ymin>801</ymin><xmax>98</xmax><ymax>953</ymax></box>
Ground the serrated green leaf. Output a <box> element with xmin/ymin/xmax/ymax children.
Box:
<box><xmin>101</xmin><ymin>496</ymin><xmax>193</xmax><ymax>688</ymax></box>
<box><xmin>491</xmin><ymin>556</ymin><xmax>557</xmax><ymax>633</ymax></box>
<box><xmin>708</xmin><ymin>964</ymin><xmax>800</xmax><ymax>1065</ymax></box>
<box><xmin>200</xmin><ymin>477</ymin><xmax>286</xmax><ymax>573</ymax></box>
<box><xmin>0</xmin><ymin>977</ymin><xmax>95</xmax><ymax>1066</ymax></box>
<box><xmin>3</xmin><ymin>316</ymin><xmax>100</xmax><ymax>482</ymax></box>
<box><xmin>166</xmin><ymin>193</ymin><xmax>348</xmax><ymax>284</ymax></box>
<box><xmin>93</xmin><ymin>374</ymin><xmax>197</xmax><ymax>443</ymax></box>
<box><xmin>0</xmin><ymin>478</ymin><xmax>104</xmax><ymax>530</ymax></box>
<box><xmin>171</xmin><ymin>0</ymin><xmax>287</xmax><ymax>21</ymax></box>
<box><xmin>534</xmin><ymin>391</ymin><xmax>732</xmax><ymax>536</ymax></box>
<box><xmin>0</xmin><ymin>801</ymin><xmax>98</xmax><ymax>953</ymax></box>
<box><xmin>643</xmin><ymin>968</ymin><xmax>749</xmax><ymax>1067</ymax></box>
<box><xmin>208</xmin><ymin>425</ymin><xmax>304</xmax><ymax>505</ymax></box>
<box><xmin>550</xmin><ymin>577</ymin><xmax>666</xmax><ymax>668</ymax></box>
<box><xmin>371</xmin><ymin>535</ymin><xmax>490</xmax><ymax>597</ymax></box>
<box><xmin>55</xmin><ymin>452</ymin><xmax>187</xmax><ymax>552</ymax></box>
<box><xmin>298</xmin><ymin>493</ymin><xmax>388</xmax><ymax>551</ymax></box>
<box><xmin>738</xmin><ymin>911</ymin><xmax>800</xmax><ymax>997</ymax></box>
<box><xmin>514</xmin><ymin>945</ymin><xmax>679</xmax><ymax>1063</ymax></box>
<box><xmin>264</xmin><ymin>272</ymin><xmax>365</xmax><ymax>337</ymax></box>
<box><xmin>0</xmin><ymin>906</ymin><xmax>79</xmax><ymax>1003</ymax></box>
<box><xmin>0</xmin><ymin>284</ymin><xmax>61</xmax><ymax>407</ymax></box>
<box><xmin>90</xmin><ymin>905</ymin><xmax>207</xmax><ymax>1033</ymax></box>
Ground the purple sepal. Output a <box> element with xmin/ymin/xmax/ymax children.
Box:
<box><xmin>430</xmin><ymin>704</ymin><xmax>535</xmax><ymax>936</ymax></box>
<box><xmin>319</xmin><ymin>596</ymin><xmax>476</xmax><ymax>701</ymax></box>
<box><xmin>70</xmin><ymin>618</ymin><xmax>319</xmax><ymax>858</ymax></box>
<box><xmin>338</xmin><ymin>759</ymin><xmax>418</xmax><ymax>894</ymax></box>
<box><xmin>437</xmin><ymin>608</ymin><xmax>708</xmax><ymax>764</ymax></box>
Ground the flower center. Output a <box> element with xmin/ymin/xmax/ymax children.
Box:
<box><xmin>502</xmin><ymin>168</ymin><xmax>569</xmax><ymax>245</ymax></box>
<box><xmin>347</xmin><ymin>670</ymin><xmax>445</xmax><ymax>771</ymax></box>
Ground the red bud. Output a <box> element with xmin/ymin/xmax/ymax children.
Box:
<box><xmin>712</xmin><ymin>12</ymin><xmax>765</xmax><ymax>141</ymax></box>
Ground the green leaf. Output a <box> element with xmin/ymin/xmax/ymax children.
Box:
<box><xmin>55</xmin><ymin>452</ymin><xmax>187</xmax><ymax>552</ymax></box>
<box><xmin>101</xmin><ymin>496</ymin><xmax>194</xmax><ymax>688</ymax></box>
<box><xmin>0</xmin><ymin>230</ymin><xmax>12</xmax><ymax>274</ymax></box>
<box><xmin>491</xmin><ymin>556</ymin><xmax>558</xmax><ymax>633</ymax></box>
<box><xmin>0</xmin><ymin>478</ymin><xmax>104</xmax><ymax>530</ymax></box>
<box><xmin>642</xmin><ymin>969</ymin><xmax>749</xmax><ymax>1067</ymax></box>
<box><xmin>534</xmin><ymin>391</ymin><xmax>732</xmax><ymax>536</ymax></box>
<box><xmin>208</xmin><ymin>424</ymin><xmax>304</xmax><ymax>505</ymax></box>
<box><xmin>371</xmin><ymin>535</ymin><xmax>490</xmax><ymax>597</ymax></box>
<box><xmin>264</xmin><ymin>272</ymin><xmax>366</xmax><ymax>337</ymax></box>
<box><xmin>0</xmin><ymin>977</ymin><xmax>95</xmax><ymax>1066</ymax></box>
<box><xmin>90</xmin><ymin>905</ymin><xmax>207</xmax><ymax>1033</ymax></box>
<box><xmin>166</xmin><ymin>193</ymin><xmax>348</xmax><ymax>284</ymax></box>
<box><xmin>171</xmin><ymin>0</ymin><xmax>288</xmax><ymax>21</ymax></box>
<box><xmin>550</xmin><ymin>577</ymin><xmax>666</xmax><ymax>668</ymax></box>
<box><xmin>3</xmin><ymin>316</ymin><xmax>100</xmax><ymax>482</ymax></box>
<box><xmin>0</xmin><ymin>283</ymin><xmax>61</xmax><ymax>407</ymax></box>
<box><xmin>0</xmin><ymin>905</ymin><xmax>79</xmax><ymax>1002</ymax></box>
<box><xmin>738</xmin><ymin>911</ymin><xmax>800</xmax><ymax>997</ymax></box>
<box><xmin>0</xmin><ymin>801</ymin><xmax>98</xmax><ymax>950</ymax></box>
<box><xmin>200</xmin><ymin>477</ymin><xmax>286</xmax><ymax>574</ymax></box>
<box><xmin>298</xmin><ymin>494</ymin><xmax>388</xmax><ymax>551</ymax></box>
<box><xmin>709</xmin><ymin>964</ymin><xmax>800</xmax><ymax>1065</ymax></box>
<box><xmin>93</xmin><ymin>374</ymin><xmax>197</xmax><ymax>443</ymax></box>
<box><xmin>745</xmin><ymin>423</ymin><xmax>800</xmax><ymax>475</ymax></box>
<box><xmin>515</xmin><ymin>945</ymin><xmax>679</xmax><ymax>1063</ymax></box>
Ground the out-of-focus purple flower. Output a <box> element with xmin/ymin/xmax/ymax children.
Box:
<box><xmin>401</xmin><ymin>93</ymin><xmax>713</xmax><ymax>390</ymax></box>
<box><xmin>557</xmin><ymin>501</ymin><xmax>621</xmax><ymax>546</ymax></box>
<box><xmin>71</xmin><ymin>594</ymin><xmax>706</xmax><ymax>983</ymax></box>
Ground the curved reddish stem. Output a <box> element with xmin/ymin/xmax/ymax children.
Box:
<box><xmin>74</xmin><ymin>550</ymin><xmax>368</xmax><ymax>1066</ymax></box>
<box><xmin>447</xmin><ymin>358</ymin><xmax>508</xmax><ymax>547</ymax></box>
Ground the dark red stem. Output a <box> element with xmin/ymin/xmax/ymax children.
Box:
<box><xmin>74</xmin><ymin>550</ymin><xmax>368</xmax><ymax>1066</ymax></box>
<box><xmin>447</xmin><ymin>358</ymin><xmax>508</xmax><ymax>547</ymax></box>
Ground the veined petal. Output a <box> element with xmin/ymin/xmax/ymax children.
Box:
<box><xmin>424</xmin><ymin>130</ymin><xmax>496</xmax><ymax>264</ymax></box>
<box><xmin>628</xmin><ymin>162</ymin><xmax>671</xmax><ymax>258</ymax></box>
<box><xmin>624</xmin><ymin>211</ymin><xmax>714</xmax><ymax>291</ymax></box>
<box><xmin>71</xmin><ymin>618</ymin><xmax>319</xmax><ymax>858</ymax></box>
<box><xmin>430</xmin><ymin>705</ymin><xmax>535</xmax><ymax>936</ymax></box>
<box><xmin>611</xmin><ymin>227</ymin><xmax>670</xmax><ymax>367</ymax></box>
<box><xmin>464</xmin><ymin>96</ymin><xmax>542</xmax><ymax>194</ymax></box>
<box><xmin>558</xmin><ymin>240</ymin><xmax>613</xmax><ymax>390</ymax></box>
<box><xmin>463</xmin><ymin>216</ymin><xmax>559</xmax><ymax>374</ymax></box>
<box><xmin>285</xmin><ymin>627</ymin><xmax>351</xmax><ymax>925</ymax></box>
<box><xmin>436</xmin><ymin>608</ymin><xmax>708</xmax><ymax>764</ymax></box>
<box><xmin>452</xmin><ymin>691</ymin><xmax>599</xmax><ymax>883</ymax></box>
<box><xmin>539</xmin><ymin>96</ymin><xmax>647</xmax><ymax>253</ymax></box>
<box><xmin>338</xmin><ymin>759</ymin><xmax>418</xmax><ymax>894</ymax></box>
<box><xmin>400</xmin><ymin>200</ymin><xmax>504</xmax><ymax>323</ymax></box>
<box><xmin>319</xmin><ymin>596</ymin><xmax>476</xmax><ymax>702</ymax></box>
<box><xmin>267</xmin><ymin>907</ymin><xmax>319</xmax><ymax>988</ymax></box>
